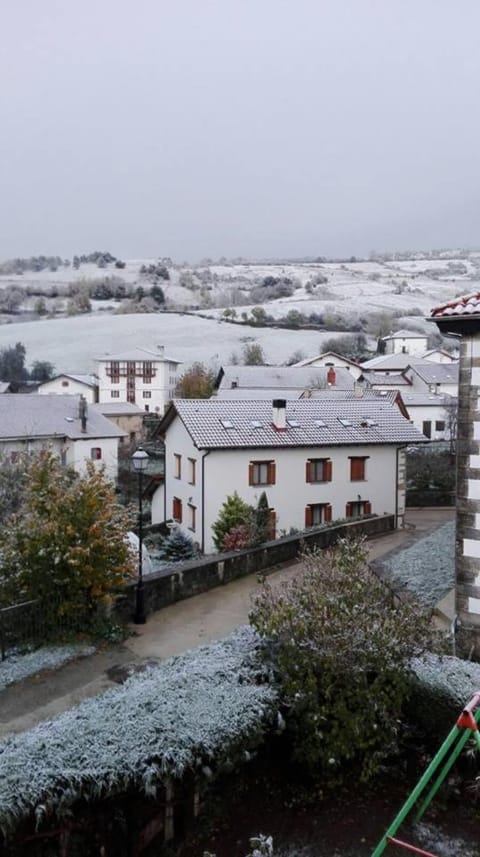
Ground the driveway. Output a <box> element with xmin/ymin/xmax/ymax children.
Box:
<box><xmin>0</xmin><ymin>507</ymin><xmax>455</xmax><ymax>737</ymax></box>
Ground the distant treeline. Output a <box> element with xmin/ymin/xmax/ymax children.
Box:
<box><xmin>0</xmin><ymin>251</ymin><xmax>121</xmax><ymax>275</ymax></box>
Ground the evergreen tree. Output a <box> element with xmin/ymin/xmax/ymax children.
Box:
<box><xmin>212</xmin><ymin>492</ymin><xmax>255</xmax><ymax>551</ymax></box>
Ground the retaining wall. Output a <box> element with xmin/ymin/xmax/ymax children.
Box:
<box><xmin>115</xmin><ymin>514</ymin><xmax>395</xmax><ymax>620</ymax></box>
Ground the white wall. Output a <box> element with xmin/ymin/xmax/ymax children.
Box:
<box><xmin>158</xmin><ymin>416</ymin><xmax>403</xmax><ymax>553</ymax></box>
<box><xmin>385</xmin><ymin>335</ymin><xmax>428</xmax><ymax>356</ymax></box>
<box><xmin>38</xmin><ymin>377</ymin><xmax>97</xmax><ymax>403</ymax></box>
<box><xmin>97</xmin><ymin>359</ymin><xmax>179</xmax><ymax>414</ymax></box>
<box><xmin>0</xmin><ymin>436</ymin><xmax>120</xmax><ymax>481</ymax></box>
<box><xmin>297</xmin><ymin>356</ymin><xmax>362</xmax><ymax>380</ymax></box>
<box><xmin>405</xmin><ymin>403</ymin><xmax>449</xmax><ymax>441</ymax></box>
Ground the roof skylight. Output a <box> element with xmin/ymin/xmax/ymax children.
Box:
<box><xmin>287</xmin><ymin>419</ymin><xmax>300</xmax><ymax>428</ymax></box>
<box><xmin>338</xmin><ymin>418</ymin><xmax>352</xmax><ymax>427</ymax></box>
<box><xmin>250</xmin><ymin>420</ymin><xmax>262</xmax><ymax>429</ymax></box>
<box><xmin>314</xmin><ymin>419</ymin><xmax>327</xmax><ymax>427</ymax></box>
<box><xmin>220</xmin><ymin>419</ymin><xmax>234</xmax><ymax>429</ymax></box>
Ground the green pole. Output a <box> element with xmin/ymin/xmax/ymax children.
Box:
<box><xmin>370</xmin><ymin>723</ymin><xmax>462</xmax><ymax>857</ymax></box>
<box><xmin>415</xmin><ymin>707</ymin><xmax>480</xmax><ymax>822</ymax></box>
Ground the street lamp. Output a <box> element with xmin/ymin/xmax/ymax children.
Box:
<box><xmin>131</xmin><ymin>447</ymin><xmax>149</xmax><ymax>624</ymax></box>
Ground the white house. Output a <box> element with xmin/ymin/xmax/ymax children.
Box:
<box><xmin>292</xmin><ymin>351</ymin><xmax>363</xmax><ymax>380</ymax></box>
<box><xmin>37</xmin><ymin>373</ymin><xmax>98</xmax><ymax>403</ymax></box>
<box><xmin>96</xmin><ymin>347</ymin><xmax>182</xmax><ymax>414</ymax></box>
<box><xmin>381</xmin><ymin>329</ymin><xmax>429</xmax><ymax>356</ymax></box>
<box><xmin>153</xmin><ymin>398</ymin><xmax>425</xmax><ymax>553</ymax></box>
<box><xmin>400</xmin><ymin>392</ymin><xmax>455</xmax><ymax>441</ymax></box>
<box><xmin>403</xmin><ymin>362</ymin><xmax>458</xmax><ymax>397</ymax></box>
<box><xmin>0</xmin><ymin>395</ymin><xmax>126</xmax><ymax>480</ymax></box>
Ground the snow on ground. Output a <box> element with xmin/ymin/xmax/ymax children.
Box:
<box><xmin>0</xmin><ymin>313</ymin><xmax>333</xmax><ymax>372</ymax></box>
<box><xmin>0</xmin><ymin>253</ymin><xmax>478</xmax><ymax>371</ymax></box>
<box><xmin>378</xmin><ymin>521</ymin><xmax>454</xmax><ymax>607</ymax></box>
<box><xmin>0</xmin><ymin>644</ymin><xmax>96</xmax><ymax>692</ymax></box>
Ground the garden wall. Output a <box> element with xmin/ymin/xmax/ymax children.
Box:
<box><xmin>115</xmin><ymin>514</ymin><xmax>395</xmax><ymax>620</ymax></box>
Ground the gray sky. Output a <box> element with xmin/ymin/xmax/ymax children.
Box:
<box><xmin>1</xmin><ymin>0</ymin><xmax>480</xmax><ymax>261</ymax></box>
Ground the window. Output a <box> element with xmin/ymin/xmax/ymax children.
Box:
<box><xmin>110</xmin><ymin>361</ymin><xmax>120</xmax><ymax>383</ymax></box>
<box><xmin>350</xmin><ymin>456</ymin><xmax>368</xmax><ymax>481</ymax></box>
<box><xmin>60</xmin><ymin>449</ymin><xmax>67</xmax><ymax>466</ymax></box>
<box><xmin>61</xmin><ymin>380</ymin><xmax>69</xmax><ymax>387</ymax></box>
<box><xmin>142</xmin><ymin>391</ymin><xmax>152</xmax><ymax>398</ymax></box>
<box><xmin>90</xmin><ymin>447</ymin><xmax>102</xmax><ymax>460</ymax></box>
<box><xmin>142</xmin><ymin>361</ymin><xmax>153</xmax><ymax>383</ymax></box>
<box><xmin>111</xmin><ymin>390</ymin><xmax>120</xmax><ymax>398</ymax></box>
<box><xmin>10</xmin><ymin>451</ymin><xmax>18</xmax><ymax>463</ymax></box>
<box><xmin>174</xmin><ymin>454</ymin><xmax>182</xmax><ymax>479</ymax></box>
<box><xmin>187</xmin><ymin>503</ymin><xmax>196</xmax><ymax>532</ymax></box>
<box><xmin>188</xmin><ymin>457</ymin><xmax>196</xmax><ymax>485</ymax></box>
<box><xmin>422</xmin><ymin>420</ymin><xmax>432</xmax><ymax>439</ymax></box>
<box><xmin>345</xmin><ymin>500</ymin><xmax>372</xmax><ymax>518</ymax></box>
<box><xmin>173</xmin><ymin>497</ymin><xmax>182</xmax><ymax>522</ymax></box>
<box><xmin>435</xmin><ymin>420</ymin><xmax>445</xmax><ymax>432</ymax></box>
<box><xmin>305</xmin><ymin>503</ymin><xmax>332</xmax><ymax>527</ymax></box>
<box><xmin>306</xmin><ymin>458</ymin><xmax>332</xmax><ymax>483</ymax></box>
<box><xmin>249</xmin><ymin>460</ymin><xmax>276</xmax><ymax>486</ymax></box>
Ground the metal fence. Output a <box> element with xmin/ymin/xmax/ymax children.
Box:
<box><xmin>0</xmin><ymin>597</ymin><xmax>76</xmax><ymax>661</ymax></box>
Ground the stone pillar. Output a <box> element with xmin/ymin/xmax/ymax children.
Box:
<box><xmin>455</xmin><ymin>336</ymin><xmax>480</xmax><ymax>658</ymax></box>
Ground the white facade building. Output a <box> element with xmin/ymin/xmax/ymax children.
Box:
<box><xmin>154</xmin><ymin>398</ymin><xmax>425</xmax><ymax>553</ymax></box>
<box><xmin>292</xmin><ymin>351</ymin><xmax>363</xmax><ymax>380</ymax></box>
<box><xmin>382</xmin><ymin>330</ymin><xmax>429</xmax><ymax>356</ymax></box>
<box><xmin>37</xmin><ymin>374</ymin><xmax>98</xmax><ymax>403</ymax></box>
<box><xmin>0</xmin><ymin>395</ymin><xmax>125</xmax><ymax>480</ymax></box>
<box><xmin>96</xmin><ymin>347</ymin><xmax>181</xmax><ymax>414</ymax></box>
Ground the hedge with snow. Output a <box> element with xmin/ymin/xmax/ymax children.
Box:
<box><xmin>0</xmin><ymin>627</ymin><xmax>278</xmax><ymax>838</ymax></box>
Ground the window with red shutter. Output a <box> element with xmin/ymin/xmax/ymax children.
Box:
<box><xmin>364</xmin><ymin>501</ymin><xmax>372</xmax><ymax>514</ymax></box>
<box><xmin>173</xmin><ymin>497</ymin><xmax>182</xmax><ymax>522</ymax></box>
<box><xmin>345</xmin><ymin>502</ymin><xmax>353</xmax><ymax>517</ymax></box>
<box><xmin>324</xmin><ymin>504</ymin><xmax>332</xmax><ymax>522</ymax></box>
<box><xmin>349</xmin><ymin>457</ymin><xmax>367</xmax><ymax>481</ymax></box>
<box><xmin>305</xmin><ymin>505</ymin><xmax>313</xmax><ymax>527</ymax></box>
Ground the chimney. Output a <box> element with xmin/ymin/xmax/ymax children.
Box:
<box><xmin>327</xmin><ymin>366</ymin><xmax>336</xmax><ymax>386</ymax></box>
<box><xmin>79</xmin><ymin>395</ymin><xmax>88</xmax><ymax>433</ymax></box>
<box><xmin>272</xmin><ymin>399</ymin><xmax>287</xmax><ymax>431</ymax></box>
<box><xmin>354</xmin><ymin>381</ymin><xmax>364</xmax><ymax>399</ymax></box>
<box><xmin>157</xmin><ymin>345</ymin><xmax>165</xmax><ymax>357</ymax></box>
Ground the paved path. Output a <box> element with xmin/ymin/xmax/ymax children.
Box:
<box><xmin>0</xmin><ymin>508</ymin><xmax>455</xmax><ymax>738</ymax></box>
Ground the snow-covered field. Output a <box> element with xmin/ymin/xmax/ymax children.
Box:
<box><xmin>0</xmin><ymin>252</ymin><xmax>478</xmax><ymax>371</ymax></box>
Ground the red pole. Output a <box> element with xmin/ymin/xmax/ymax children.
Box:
<box><xmin>387</xmin><ymin>836</ymin><xmax>438</xmax><ymax>856</ymax></box>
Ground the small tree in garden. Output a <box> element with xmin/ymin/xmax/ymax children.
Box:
<box><xmin>252</xmin><ymin>491</ymin><xmax>271</xmax><ymax>545</ymax></box>
<box><xmin>249</xmin><ymin>537</ymin><xmax>437</xmax><ymax>783</ymax></box>
<box><xmin>212</xmin><ymin>492</ymin><xmax>255</xmax><ymax>551</ymax></box>
<box><xmin>159</xmin><ymin>528</ymin><xmax>196</xmax><ymax>561</ymax></box>
<box><xmin>0</xmin><ymin>452</ymin><xmax>135</xmax><ymax>629</ymax></box>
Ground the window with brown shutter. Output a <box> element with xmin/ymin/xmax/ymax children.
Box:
<box><xmin>305</xmin><ymin>504</ymin><xmax>330</xmax><ymax>526</ymax></box>
<box><xmin>346</xmin><ymin>500</ymin><xmax>371</xmax><ymax>517</ymax></box>
<box><xmin>305</xmin><ymin>505</ymin><xmax>313</xmax><ymax>527</ymax></box>
<box><xmin>364</xmin><ymin>501</ymin><xmax>372</xmax><ymax>514</ymax></box>
<box><xmin>249</xmin><ymin>460</ymin><xmax>276</xmax><ymax>486</ymax></box>
<box><xmin>173</xmin><ymin>497</ymin><xmax>182</xmax><ymax>522</ymax></box>
<box><xmin>306</xmin><ymin>458</ymin><xmax>332</xmax><ymax>483</ymax></box>
<box><xmin>324</xmin><ymin>504</ymin><xmax>332</xmax><ymax>522</ymax></box>
<box><xmin>188</xmin><ymin>457</ymin><xmax>196</xmax><ymax>485</ymax></box>
<box><xmin>174</xmin><ymin>454</ymin><xmax>182</xmax><ymax>479</ymax></box>
<box><xmin>187</xmin><ymin>503</ymin><xmax>196</xmax><ymax>531</ymax></box>
<box><xmin>349</xmin><ymin>457</ymin><xmax>367</xmax><ymax>481</ymax></box>
<box><xmin>345</xmin><ymin>502</ymin><xmax>353</xmax><ymax>517</ymax></box>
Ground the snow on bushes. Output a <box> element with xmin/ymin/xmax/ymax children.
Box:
<box><xmin>0</xmin><ymin>627</ymin><xmax>277</xmax><ymax>838</ymax></box>
<box><xmin>409</xmin><ymin>653</ymin><xmax>480</xmax><ymax>743</ymax></box>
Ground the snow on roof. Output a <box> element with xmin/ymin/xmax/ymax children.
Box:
<box><xmin>362</xmin><ymin>372</ymin><xmax>411</xmax><ymax>386</ymax></box>
<box><xmin>162</xmin><ymin>398</ymin><xmax>426</xmax><ymax>449</ymax></box>
<box><xmin>216</xmin><ymin>365</ymin><xmax>355</xmax><ymax>391</ymax></box>
<box><xmin>92</xmin><ymin>402</ymin><xmax>144</xmax><ymax>415</ymax></box>
<box><xmin>406</xmin><ymin>363</ymin><xmax>458</xmax><ymax>385</ymax></box>
<box><xmin>0</xmin><ymin>395</ymin><xmax>126</xmax><ymax>440</ymax></box>
<box><xmin>292</xmin><ymin>351</ymin><xmax>362</xmax><ymax>368</ymax></box>
<box><xmin>431</xmin><ymin>291</ymin><xmax>480</xmax><ymax>318</ymax></box>
<box><xmin>360</xmin><ymin>353</ymin><xmax>418</xmax><ymax>370</ymax></box>
<box><xmin>382</xmin><ymin>329</ymin><xmax>428</xmax><ymax>340</ymax></box>
<box><xmin>401</xmin><ymin>392</ymin><xmax>455</xmax><ymax>407</ymax></box>
<box><xmin>96</xmin><ymin>347</ymin><xmax>181</xmax><ymax>364</ymax></box>
<box><xmin>42</xmin><ymin>373</ymin><xmax>98</xmax><ymax>388</ymax></box>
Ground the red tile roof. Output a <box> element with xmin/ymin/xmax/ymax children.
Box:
<box><xmin>431</xmin><ymin>291</ymin><xmax>480</xmax><ymax>318</ymax></box>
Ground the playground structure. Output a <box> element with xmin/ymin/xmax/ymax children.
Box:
<box><xmin>371</xmin><ymin>691</ymin><xmax>480</xmax><ymax>856</ymax></box>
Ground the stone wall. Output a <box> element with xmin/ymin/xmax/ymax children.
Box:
<box><xmin>115</xmin><ymin>514</ymin><xmax>395</xmax><ymax>620</ymax></box>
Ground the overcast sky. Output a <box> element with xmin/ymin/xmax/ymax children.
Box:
<box><xmin>1</xmin><ymin>0</ymin><xmax>480</xmax><ymax>261</ymax></box>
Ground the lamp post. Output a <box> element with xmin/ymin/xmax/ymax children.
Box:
<box><xmin>131</xmin><ymin>447</ymin><xmax>149</xmax><ymax>624</ymax></box>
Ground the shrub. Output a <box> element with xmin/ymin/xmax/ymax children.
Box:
<box><xmin>249</xmin><ymin>537</ymin><xmax>437</xmax><ymax>783</ymax></box>
<box><xmin>159</xmin><ymin>528</ymin><xmax>196</xmax><ymax>561</ymax></box>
